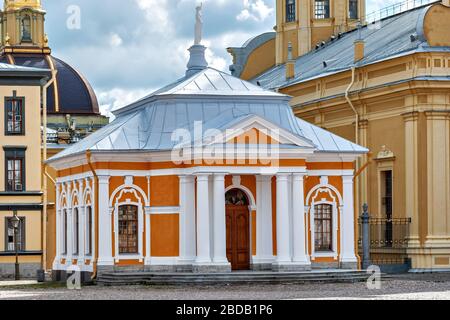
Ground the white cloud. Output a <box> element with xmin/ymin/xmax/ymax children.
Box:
<box><xmin>237</xmin><ymin>0</ymin><xmax>274</xmax><ymax>22</ymax></box>
<box><xmin>109</xmin><ymin>33</ymin><xmax>123</xmax><ymax>47</ymax></box>
<box><xmin>97</xmin><ymin>87</ymin><xmax>151</xmax><ymax>119</ymax></box>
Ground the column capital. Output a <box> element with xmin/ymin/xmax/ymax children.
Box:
<box><xmin>213</xmin><ymin>172</ymin><xmax>227</xmax><ymax>179</ymax></box>
<box><xmin>276</xmin><ymin>173</ymin><xmax>290</xmax><ymax>180</ymax></box>
<box><xmin>179</xmin><ymin>175</ymin><xmax>195</xmax><ymax>183</ymax></box>
<box><xmin>256</xmin><ymin>175</ymin><xmax>273</xmax><ymax>182</ymax></box>
<box><xmin>401</xmin><ymin>111</ymin><xmax>420</xmax><ymax>122</ymax></box>
<box><xmin>195</xmin><ymin>173</ymin><xmax>210</xmax><ymax>181</ymax></box>
<box><xmin>98</xmin><ymin>175</ymin><xmax>110</xmax><ymax>184</ymax></box>
<box><xmin>342</xmin><ymin>175</ymin><xmax>354</xmax><ymax>184</ymax></box>
<box><xmin>424</xmin><ymin>110</ymin><xmax>450</xmax><ymax>120</ymax></box>
<box><xmin>292</xmin><ymin>173</ymin><xmax>306</xmax><ymax>179</ymax></box>
<box><xmin>358</xmin><ymin>119</ymin><xmax>369</xmax><ymax>129</ymax></box>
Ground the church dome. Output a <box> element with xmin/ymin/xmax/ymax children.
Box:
<box><xmin>0</xmin><ymin>53</ymin><xmax>99</xmax><ymax>115</ymax></box>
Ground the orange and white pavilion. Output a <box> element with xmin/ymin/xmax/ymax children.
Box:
<box><xmin>47</xmin><ymin>14</ymin><xmax>367</xmax><ymax>278</ymax></box>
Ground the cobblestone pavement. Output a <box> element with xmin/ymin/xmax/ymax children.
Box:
<box><xmin>1</xmin><ymin>274</ymin><xmax>450</xmax><ymax>300</ymax></box>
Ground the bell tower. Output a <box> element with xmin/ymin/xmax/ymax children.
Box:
<box><xmin>0</xmin><ymin>0</ymin><xmax>49</xmax><ymax>53</ymax></box>
<box><xmin>275</xmin><ymin>0</ymin><xmax>365</xmax><ymax>64</ymax></box>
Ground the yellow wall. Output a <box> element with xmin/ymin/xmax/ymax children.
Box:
<box><xmin>0</xmin><ymin>86</ymin><xmax>42</xmax><ymax>192</ymax></box>
<box><xmin>0</xmin><ymin>211</ymin><xmax>41</xmax><ymax>251</ymax></box>
<box><xmin>240</xmin><ymin>38</ymin><xmax>276</xmax><ymax>81</ymax></box>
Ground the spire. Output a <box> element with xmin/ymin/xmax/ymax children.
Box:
<box><xmin>186</xmin><ymin>3</ymin><xmax>208</xmax><ymax>77</ymax></box>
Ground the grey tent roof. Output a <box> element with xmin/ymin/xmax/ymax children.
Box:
<box><xmin>48</xmin><ymin>67</ymin><xmax>367</xmax><ymax>163</ymax></box>
<box><xmin>253</xmin><ymin>3</ymin><xmax>450</xmax><ymax>90</ymax></box>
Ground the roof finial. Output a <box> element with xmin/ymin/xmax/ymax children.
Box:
<box><xmin>194</xmin><ymin>2</ymin><xmax>203</xmax><ymax>45</ymax></box>
<box><xmin>186</xmin><ymin>3</ymin><xmax>208</xmax><ymax>77</ymax></box>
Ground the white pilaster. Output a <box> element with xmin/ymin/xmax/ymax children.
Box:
<box><xmin>255</xmin><ymin>175</ymin><xmax>274</xmax><ymax>265</ymax></box>
<box><xmin>53</xmin><ymin>183</ymin><xmax>61</xmax><ymax>269</ymax></box>
<box><xmin>179</xmin><ymin>175</ymin><xmax>196</xmax><ymax>264</ymax></box>
<box><xmin>144</xmin><ymin>206</ymin><xmax>151</xmax><ymax>265</ymax></box>
<box><xmin>213</xmin><ymin>174</ymin><xmax>229</xmax><ymax>265</ymax></box>
<box><xmin>195</xmin><ymin>174</ymin><xmax>212</xmax><ymax>264</ymax></box>
<box><xmin>292</xmin><ymin>174</ymin><xmax>310</xmax><ymax>266</ymax></box>
<box><xmin>274</xmin><ymin>174</ymin><xmax>291</xmax><ymax>265</ymax></box>
<box><xmin>66</xmin><ymin>208</ymin><xmax>73</xmax><ymax>262</ymax></box>
<box><xmin>97</xmin><ymin>175</ymin><xmax>114</xmax><ymax>266</ymax></box>
<box><xmin>78</xmin><ymin>206</ymin><xmax>85</xmax><ymax>264</ymax></box>
<box><xmin>340</xmin><ymin>175</ymin><xmax>357</xmax><ymax>265</ymax></box>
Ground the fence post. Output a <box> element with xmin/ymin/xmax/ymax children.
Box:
<box><xmin>361</xmin><ymin>203</ymin><xmax>371</xmax><ymax>269</ymax></box>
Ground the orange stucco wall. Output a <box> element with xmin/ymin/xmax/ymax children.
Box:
<box><xmin>151</xmin><ymin>214</ymin><xmax>179</xmax><ymax>257</ymax></box>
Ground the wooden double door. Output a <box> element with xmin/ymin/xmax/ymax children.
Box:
<box><xmin>226</xmin><ymin>205</ymin><xmax>250</xmax><ymax>270</ymax></box>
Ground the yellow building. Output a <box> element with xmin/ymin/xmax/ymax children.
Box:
<box><xmin>230</xmin><ymin>0</ymin><xmax>450</xmax><ymax>272</ymax></box>
<box><xmin>0</xmin><ymin>0</ymin><xmax>109</xmax><ymax>273</ymax></box>
<box><xmin>0</xmin><ymin>62</ymin><xmax>50</xmax><ymax>278</ymax></box>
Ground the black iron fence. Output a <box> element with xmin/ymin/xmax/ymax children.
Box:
<box><xmin>359</xmin><ymin>216</ymin><xmax>411</xmax><ymax>266</ymax></box>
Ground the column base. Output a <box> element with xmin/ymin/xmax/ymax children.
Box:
<box><xmin>192</xmin><ymin>263</ymin><xmax>231</xmax><ymax>273</ymax></box>
<box><xmin>272</xmin><ymin>262</ymin><xmax>312</xmax><ymax>272</ymax></box>
<box><xmin>340</xmin><ymin>261</ymin><xmax>359</xmax><ymax>270</ymax></box>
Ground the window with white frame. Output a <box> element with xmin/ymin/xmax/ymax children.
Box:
<box><xmin>314</xmin><ymin>204</ymin><xmax>333</xmax><ymax>252</ymax></box>
<box><xmin>314</xmin><ymin>0</ymin><xmax>330</xmax><ymax>19</ymax></box>
<box><xmin>118</xmin><ymin>205</ymin><xmax>139</xmax><ymax>254</ymax></box>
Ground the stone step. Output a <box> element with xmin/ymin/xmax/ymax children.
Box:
<box><xmin>97</xmin><ymin>270</ymin><xmax>374</xmax><ymax>286</ymax></box>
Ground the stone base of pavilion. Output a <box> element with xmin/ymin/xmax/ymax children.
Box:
<box><xmin>95</xmin><ymin>269</ymin><xmax>370</xmax><ymax>286</ymax></box>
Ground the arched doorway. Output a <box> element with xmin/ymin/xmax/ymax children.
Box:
<box><xmin>225</xmin><ymin>189</ymin><xmax>250</xmax><ymax>270</ymax></box>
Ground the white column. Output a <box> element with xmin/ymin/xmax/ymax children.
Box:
<box><xmin>341</xmin><ymin>175</ymin><xmax>357</xmax><ymax>266</ymax></box>
<box><xmin>292</xmin><ymin>174</ymin><xmax>310</xmax><ymax>266</ymax></box>
<box><xmin>53</xmin><ymin>183</ymin><xmax>61</xmax><ymax>269</ymax></box>
<box><xmin>255</xmin><ymin>175</ymin><xmax>274</xmax><ymax>265</ymax></box>
<box><xmin>97</xmin><ymin>175</ymin><xmax>114</xmax><ymax>266</ymax></box>
<box><xmin>213</xmin><ymin>174</ymin><xmax>229</xmax><ymax>265</ymax></box>
<box><xmin>144</xmin><ymin>207</ymin><xmax>151</xmax><ymax>265</ymax></box>
<box><xmin>78</xmin><ymin>206</ymin><xmax>86</xmax><ymax>264</ymax></box>
<box><xmin>179</xmin><ymin>175</ymin><xmax>196</xmax><ymax>264</ymax></box>
<box><xmin>195</xmin><ymin>174</ymin><xmax>212</xmax><ymax>264</ymax></box>
<box><xmin>275</xmin><ymin>174</ymin><xmax>291</xmax><ymax>265</ymax></box>
<box><xmin>66</xmin><ymin>208</ymin><xmax>73</xmax><ymax>262</ymax></box>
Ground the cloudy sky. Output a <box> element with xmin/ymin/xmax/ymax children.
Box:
<box><xmin>38</xmin><ymin>0</ymin><xmax>400</xmax><ymax>117</ymax></box>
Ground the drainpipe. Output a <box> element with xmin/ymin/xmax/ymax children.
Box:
<box><xmin>86</xmin><ymin>151</ymin><xmax>99</xmax><ymax>280</ymax></box>
<box><xmin>345</xmin><ymin>66</ymin><xmax>359</xmax><ymax>145</ymax></box>
<box><xmin>345</xmin><ymin>66</ymin><xmax>363</xmax><ymax>269</ymax></box>
<box><xmin>41</xmin><ymin>70</ymin><xmax>57</xmax><ymax>274</ymax></box>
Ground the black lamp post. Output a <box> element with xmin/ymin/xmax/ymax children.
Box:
<box><xmin>11</xmin><ymin>210</ymin><xmax>21</xmax><ymax>281</ymax></box>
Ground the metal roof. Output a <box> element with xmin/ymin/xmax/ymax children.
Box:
<box><xmin>0</xmin><ymin>62</ymin><xmax>50</xmax><ymax>73</ymax></box>
<box><xmin>253</xmin><ymin>4</ymin><xmax>448</xmax><ymax>90</ymax></box>
<box><xmin>48</xmin><ymin>67</ymin><xmax>367</xmax><ymax>163</ymax></box>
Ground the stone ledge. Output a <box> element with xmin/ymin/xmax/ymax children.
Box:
<box><xmin>192</xmin><ymin>264</ymin><xmax>232</xmax><ymax>273</ymax></box>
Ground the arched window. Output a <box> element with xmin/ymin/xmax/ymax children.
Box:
<box><xmin>73</xmin><ymin>208</ymin><xmax>79</xmax><ymax>255</ymax></box>
<box><xmin>225</xmin><ymin>189</ymin><xmax>249</xmax><ymax>206</ymax></box>
<box><xmin>286</xmin><ymin>0</ymin><xmax>296</xmax><ymax>22</ymax></box>
<box><xmin>349</xmin><ymin>0</ymin><xmax>358</xmax><ymax>19</ymax></box>
<box><xmin>86</xmin><ymin>207</ymin><xmax>93</xmax><ymax>256</ymax></box>
<box><xmin>118</xmin><ymin>205</ymin><xmax>138</xmax><ymax>254</ymax></box>
<box><xmin>21</xmin><ymin>15</ymin><xmax>32</xmax><ymax>42</ymax></box>
<box><xmin>314</xmin><ymin>0</ymin><xmax>330</xmax><ymax>19</ymax></box>
<box><xmin>314</xmin><ymin>204</ymin><xmax>333</xmax><ymax>251</ymax></box>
